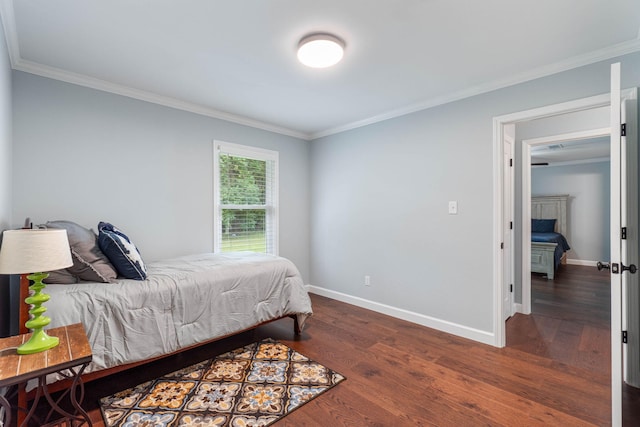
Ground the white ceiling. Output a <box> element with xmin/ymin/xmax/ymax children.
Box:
<box><xmin>2</xmin><ymin>0</ymin><xmax>640</xmax><ymax>140</ymax></box>
<box><xmin>531</xmin><ymin>136</ymin><xmax>610</xmax><ymax>165</ymax></box>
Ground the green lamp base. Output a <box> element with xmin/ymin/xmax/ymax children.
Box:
<box><xmin>17</xmin><ymin>329</ymin><xmax>59</xmax><ymax>355</ymax></box>
<box><xmin>17</xmin><ymin>272</ymin><xmax>59</xmax><ymax>355</ymax></box>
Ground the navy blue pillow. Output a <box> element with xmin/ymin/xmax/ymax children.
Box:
<box><xmin>532</xmin><ymin>219</ymin><xmax>556</xmax><ymax>233</ymax></box>
<box><xmin>97</xmin><ymin>222</ymin><xmax>147</xmax><ymax>280</ymax></box>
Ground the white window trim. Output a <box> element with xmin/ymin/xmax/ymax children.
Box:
<box><xmin>213</xmin><ymin>140</ymin><xmax>279</xmax><ymax>255</ymax></box>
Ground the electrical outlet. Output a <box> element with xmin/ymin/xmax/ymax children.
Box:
<box><xmin>364</xmin><ymin>275</ymin><xmax>371</xmax><ymax>287</ymax></box>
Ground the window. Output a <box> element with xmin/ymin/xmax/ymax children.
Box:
<box><xmin>213</xmin><ymin>141</ymin><xmax>278</xmax><ymax>254</ymax></box>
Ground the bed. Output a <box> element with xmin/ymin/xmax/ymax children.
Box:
<box><xmin>531</xmin><ymin>195</ymin><xmax>571</xmax><ymax>279</ymax></box>
<box><xmin>17</xmin><ymin>221</ymin><xmax>312</xmax><ymax>387</ymax></box>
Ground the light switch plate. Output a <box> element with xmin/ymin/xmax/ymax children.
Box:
<box><xmin>448</xmin><ymin>201</ymin><xmax>458</xmax><ymax>214</ymax></box>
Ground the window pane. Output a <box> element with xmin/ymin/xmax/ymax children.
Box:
<box><xmin>214</xmin><ymin>141</ymin><xmax>278</xmax><ymax>255</ymax></box>
<box><xmin>220</xmin><ymin>155</ymin><xmax>266</xmax><ymax>205</ymax></box>
<box><xmin>221</xmin><ymin>209</ymin><xmax>267</xmax><ymax>253</ymax></box>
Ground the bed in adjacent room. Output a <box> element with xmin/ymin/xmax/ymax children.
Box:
<box><xmin>531</xmin><ymin>195</ymin><xmax>571</xmax><ymax>280</ymax></box>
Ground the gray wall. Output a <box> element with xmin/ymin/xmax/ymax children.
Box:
<box><xmin>11</xmin><ymin>72</ymin><xmax>311</xmax><ymax>282</ymax></box>
<box><xmin>0</xmin><ymin>19</ymin><xmax>13</xmax><ymax>337</ymax></box>
<box><xmin>310</xmin><ymin>51</ymin><xmax>640</xmax><ymax>335</ymax></box>
<box><xmin>531</xmin><ymin>161</ymin><xmax>610</xmax><ymax>263</ymax></box>
<box><xmin>8</xmin><ymin>48</ymin><xmax>640</xmax><ymax>342</ymax></box>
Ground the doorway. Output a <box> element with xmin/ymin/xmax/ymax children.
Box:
<box><xmin>493</xmin><ymin>91</ymin><xmax>625</xmax><ymax>347</ymax></box>
<box><xmin>493</xmin><ymin>84</ymin><xmax>638</xmax><ymax>425</ymax></box>
<box><xmin>520</xmin><ymin>127</ymin><xmax>611</xmax><ymax>314</ymax></box>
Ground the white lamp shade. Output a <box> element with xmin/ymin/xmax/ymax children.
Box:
<box><xmin>0</xmin><ymin>229</ymin><xmax>73</xmax><ymax>274</ymax></box>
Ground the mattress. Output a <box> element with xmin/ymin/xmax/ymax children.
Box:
<box><xmin>44</xmin><ymin>252</ymin><xmax>312</xmax><ymax>375</ymax></box>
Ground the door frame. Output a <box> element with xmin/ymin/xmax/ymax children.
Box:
<box><xmin>502</xmin><ymin>127</ymin><xmax>515</xmax><ymax>320</ymax></box>
<box><xmin>492</xmin><ymin>88</ymin><xmax>636</xmax><ymax>348</ymax></box>
<box><xmin>520</xmin><ymin>127</ymin><xmax>611</xmax><ymax>314</ymax></box>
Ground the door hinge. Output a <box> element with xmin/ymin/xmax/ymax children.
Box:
<box><xmin>622</xmin><ymin>227</ymin><xmax>627</xmax><ymax>240</ymax></box>
<box><xmin>621</xmin><ymin>123</ymin><xmax>626</xmax><ymax>137</ymax></box>
<box><xmin>510</xmin><ymin>221</ymin><xmax>513</xmax><ymax>230</ymax></box>
<box><xmin>510</xmin><ymin>158</ymin><xmax>513</xmax><ymax>167</ymax></box>
<box><xmin>623</xmin><ymin>330</ymin><xmax>628</xmax><ymax>344</ymax></box>
<box><xmin>510</xmin><ymin>284</ymin><xmax>513</xmax><ymax>293</ymax></box>
<box><xmin>500</xmin><ymin>242</ymin><xmax>504</xmax><ymax>249</ymax></box>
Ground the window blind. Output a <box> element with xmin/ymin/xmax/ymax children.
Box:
<box><xmin>214</xmin><ymin>142</ymin><xmax>278</xmax><ymax>255</ymax></box>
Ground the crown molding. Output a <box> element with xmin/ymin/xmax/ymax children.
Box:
<box><xmin>13</xmin><ymin>59</ymin><xmax>311</xmax><ymax>140</ymax></box>
<box><xmin>0</xmin><ymin>2</ymin><xmax>313</xmax><ymax>140</ymax></box>
<box><xmin>0</xmin><ymin>0</ymin><xmax>19</xmax><ymax>66</ymax></box>
<box><xmin>2</xmin><ymin>1</ymin><xmax>640</xmax><ymax>142</ymax></box>
<box><xmin>310</xmin><ymin>37</ymin><xmax>640</xmax><ymax>140</ymax></box>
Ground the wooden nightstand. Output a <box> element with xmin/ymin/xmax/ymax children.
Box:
<box><xmin>0</xmin><ymin>323</ymin><xmax>93</xmax><ymax>426</ymax></box>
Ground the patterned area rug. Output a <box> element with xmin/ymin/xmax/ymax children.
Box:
<box><xmin>100</xmin><ymin>339</ymin><xmax>346</xmax><ymax>426</ymax></box>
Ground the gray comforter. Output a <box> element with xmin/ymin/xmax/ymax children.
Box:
<box><xmin>45</xmin><ymin>252</ymin><xmax>312</xmax><ymax>375</ymax></box>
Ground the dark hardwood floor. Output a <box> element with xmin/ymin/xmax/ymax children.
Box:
<box><xmin>508</xmin><ymin>264</ymin><xmax>640</xmax><ymax>426</ymax></box>
<box><xmin>507</xmin><ymin>265</ymin><xmax>611</xmax><ymax>376</ymax></box>
<box><xmin>69</xmin><ymin>265</ymin><xmax>638</xmax><ymax>425</ymax></box>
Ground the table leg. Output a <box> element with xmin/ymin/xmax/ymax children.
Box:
<box><xmin>20</xmin><ymin>381</ymin><xmax>46</xmax><ymax>427</ymax></box>
<box><xmin>16</xmin><ymin>384</ymin><xmax>26</xmax><ymax>427</ymax></box>
<box><xmin>0</xmin><ymin>393</ymin><xmax>11</xmax><ymax>427</ymax></box>
<box><xmin>68</xmin><ymin>364</ymin><xmax>91</xmax><ymax>426</ymax></box>
<box><xmin>41</xmin><ymin>365</ymin><xmax>92</xmax><ymax>427</ymax></box>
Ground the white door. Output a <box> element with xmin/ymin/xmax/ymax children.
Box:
<box><xmin>609</xmin><ymin>61</ymin><xmax>630</xmax><ymax>427</ymax></box>
<box><xmin>622</xmin><ymin>84</ymin><xmax>640</xmax><ymax>389</ymax></box>
<box><xmin>502</xmin><ymin>126</ymin><xmax>514</xmax><ymax>320</ymax></box>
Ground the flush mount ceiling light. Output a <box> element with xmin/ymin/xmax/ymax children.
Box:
<box><xmin>297</xmin><ymin>33</ymin><xmax>345</xmax><ymax>68</ymax></box>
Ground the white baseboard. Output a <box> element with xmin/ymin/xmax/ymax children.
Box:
<box><xmin>306</xmin><ymin>285</ymin><xmax>495</xmax><ymax>346</ymax></box>
<box><xmin>566</xmin><ymin>259</ymin><xmax>599</xmax><ymax>267</ymax></box>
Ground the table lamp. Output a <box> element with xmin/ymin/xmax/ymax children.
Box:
<box><xmin>0</xmin><ymin>228</ymin><xmax>73</xmax><ymax>354</ymax></box>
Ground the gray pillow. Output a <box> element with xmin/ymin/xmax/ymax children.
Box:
<box><xmin>45</xmin><ymin>220</ymin><xmax>117</xmax><ymax>283</ymax></box>
<box><xmin>44</xmin><ymin>269</ymin><xmax>78</xmax><ymax>284</ymax></box>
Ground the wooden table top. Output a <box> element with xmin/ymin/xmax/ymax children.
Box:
<box><xmin>0</xmin><ymin>323</ymin><xmax>92</xmax><ymax>387</ymax></box>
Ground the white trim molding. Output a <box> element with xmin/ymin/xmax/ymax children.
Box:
<box><xmin>306</xmin><ymin>285</ymin><xmax>495</xmax><ymax>346</ymax></box>
<box><xmin>13</xmin><ymin>59</ymin><xmax>310</xmax><ymax>141</ymax></box>
<box><xmin>495</xmin><ymin>91</ymin><xmax>612</xmax><ymax>347</ymax></box>
<box><xmin>310</xmin><ymin>38</ymin><xmax>640</xmax><ymax>139</ymax></box>
<box><xmin>493</xmin><ymin>88</ymin><xmax>637</xmax><ymax>348</ymax></box>
<box><xmin>2</xmin><ymin>0</ymin><xmax>640</xmax><ymax>141</ymax></box>
<box><xmin>566</xmin><ymin>259</ymin><xmax>599</xmax><ymax>267</ymax></box>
